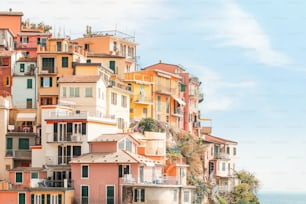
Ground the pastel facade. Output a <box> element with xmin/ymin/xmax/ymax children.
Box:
<box><xmin>0</xmin><ymin>10</ymin><xmax>23</xmax><ymax>36</ymax></box>
<box><xmin>142</xmin><ymin>62</ymin><xmax>204</xmax><ymax>136</ymax></box>
<box><xmin>74</xmin><ymin>30</ymin><xmax>137</xmax><ymax>78</ymax></box>
<box><xmin>12</xmin><ymin>57</ymin><xmax>38</xmax><ymax>109</ymax></box>
<box><xmin>71</xmin><ymin>132</ymin><xmax>195</xmax><ymax>204</ymax></box>
<box><xmin>36</xmin><ymin>38</ymin><xmax>87</xmax><ymax>106</ymax></box>
<box><xmin>124</xmin><ymin>72</ymin><xmax>153</xmax><ymax>121</ymax></box>
<box><xmin>0</xmin><ymin>167</ymin><xmax>74</xmax><ymax>204</ymax></box>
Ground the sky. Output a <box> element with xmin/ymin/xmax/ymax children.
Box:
<box><xmin>2</xmin><ymin>0</ymin><xmax>306</xmax><ymax>192</ymax></box>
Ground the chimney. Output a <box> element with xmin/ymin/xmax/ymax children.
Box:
<box><xmin>9</xmin><ymin>8</ymin><xmax>12</xmax><ymax>12</ymax></box>
<box><xmin>159</xmin><ymin>60</ymin><xmax>162</xmax><ymax>63</ymax></box>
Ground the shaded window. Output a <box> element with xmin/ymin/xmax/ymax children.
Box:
<box><xmin>109</xmin><ymin>61</ymin><xmax>115</xmax><ymax>73</ymax></box>
<box><xmin>85</xmin><ymin>87</ymin><xmax>93</xmax><ymax>97</ymax></box>
<box><xmin>81</xmin><ymin>186</ymin><xmax>89</xmax><ymax>204</ymax></box>
<box><xmin>18</xmin><ymin>138</ymin><xmax>29</xmax><ymax>150</ymax></box>
<box><xmin>16</xmin><ymin>172</ymin><xmax>23</xmax><ymax>183</ymax></box>
<box><xmin>27</xmin><ymin>79</ymin><xmax>32</xmax><ymax>88</ymax></box>
<box><xmin>62</xmin><ymin>57</ymin><xmax>68</xmax><ymax>68</ymax></box>
<box><xmin>107</xmin><ymin>186</ymin><xmax>115</xmax><ymax>204</ymax></box>
<box><xmin>20</xmin><ymin>64</ymin><xmax>25</xmax><ymax>72</ymax></box>
<box><xmin>82</xmin><ymin>165</ymin><xmax>88</xmax><ymax>178</ymax></box>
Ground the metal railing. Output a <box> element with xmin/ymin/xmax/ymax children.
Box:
<box><xmin>5</xmin><ymin>149</ymin><xmax>31</xmax><ymax>158</ymax></box>
<box><xmin>133</xmin><ymin>95</ymin><xmax>153</xmax><ymax>104</ymax></box>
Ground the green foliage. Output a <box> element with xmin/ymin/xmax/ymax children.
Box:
<box><xmin>136</xmin><ymin>118</ymin><xmax>165</xmax><ymax>133</ymax></box>
<box><xmin>217</xmin><ymin>195</ymin><xmax>228</xmax><ymax>204</ymax></box>
<box><xmin>230</xmin><ymin>170</ymin><xmax>260</xmax><ymax>204</ymax></box>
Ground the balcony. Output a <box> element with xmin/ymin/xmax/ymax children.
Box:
<box><xmin>45</xmin><ymin>155</ymin><xmax>79</xmax><ymax>165</ymax></box>
<box><xmin>39</xmin><ymin>67</ymin><xmax>55</xmax><ymax>75</ymax></box>
<box><xmin>36</xmin><ymin>179</ymin><xmax>74</xmax><ymax>188</ymax></box>
<box><xmin>171</xmin><ymin>107</ymin><xmax>183</xmax><ymax>117</ymax></box>
<box><xmin>48</xmin><ymin>133</ymin><xmax>83</xmax><ymax>143</ymax></box>
<box><xmin>15</xmin><ymin>42</ymin><xmax>38</xmax><ymax>49</ymax></box>
<box><xmin>214</xmin><ymin>152</ymin><xmax>230</xmax><ymax>160</ymax></box>
<box><xmin>5</xmin><ymin>149</ymin><xmax>31</xmax><ymax>159</ymax></box>
<box><xmin>193</xmin><ymin>121</ymin><xmax>201</xmax><ymax>128</ymax></box>
<box><xmin>120</xmin><ymin>174</ymin><xmax>182</xmax><ymax>185</ymax></box>
<box><xmin>155</xmin><ymin>86</ymin><xmax>172</xmax><ymax>95</ymax></box>
<box><xmin>124</xmin><ymin>73</ymin><xmax>152</xmax><ymax>83</ymax></box>
<box><xmin>133</xmin><ymin>95</ymin><xmax>153</xmax><ymax>104</ymax></box>
<box><xmin>108</xmin><ymin>80</ymin><xmax>133</xmax><ymax>93</ymax></box>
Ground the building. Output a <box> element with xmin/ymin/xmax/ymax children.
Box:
<box><xmin>73</xmin><ymin>29</ymin><xmax>137</xmax><ymax>78</ymax></box>
<box><xmin>142</xmin><ymin>61</ymin><xmax>204</xmax><ymax>136</ymax></box>
<box><xmin>0</xmin><ymin>10</ymin><xmax>23</xmax><ymax>36</ymax></box>
<box><xmin>124</xmin><ymin>72</ymin><xmax>153</xmax><ymax>122</ymax></box>
<box><xmin>71</xmin><ymin>132</ymin><xmax>195</xmax><ymax>204</ymax></box>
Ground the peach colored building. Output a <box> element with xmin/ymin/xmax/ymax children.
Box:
<box><xmin>143</xmin><ymin>61</ymin><xmax>204</xmax><ymax>136</ymax></box>
<box><xmin>73</xmin><ymin>29</ymin><xmax>137</xmax><ymax>79</ymax></box>
<box><xmin>0</xmin><ymin>167</ymin><xmax>74</xmax><ymax>204</ymax></box>
<box><xmin>0</xmin><ymin>10</ymin><xmax>23</xmax><ymax>36</ymax></box>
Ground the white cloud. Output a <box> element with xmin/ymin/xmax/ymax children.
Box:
<box><xmin>199</xmin><ymin>0</ymin><xmax>292</xmax><ymax>67</ymax></box>
<box><xmin>193</xmin><ymin>65</ymin><xmax>256</xmax><ymax>113</ymax></box>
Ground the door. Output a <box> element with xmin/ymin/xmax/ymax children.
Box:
<box><xmin>107</xmin><ymin>186</ymin><xmax>115</xmax><ymax>204</ymax></box>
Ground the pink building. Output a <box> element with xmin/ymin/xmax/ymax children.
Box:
<box><xmin>71</xmin><ymin>133</ymin><xmax>195</xmax><ymax>204</ymax></box>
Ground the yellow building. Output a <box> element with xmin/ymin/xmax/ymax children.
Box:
<box><xmin>73</xmin><ymin>29</ymin><xmax>137</xmax><ymax>79</ymax></box>
<box><xmin>124</xmin><ymin>72</ymin><xmax>153</xmax><ymax>122</ymax></box>
<box><xmin>36</xmin><ymin>38</ymin><xmax>87</xmax><ymax>106</ymax></box>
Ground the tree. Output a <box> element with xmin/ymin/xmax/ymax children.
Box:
<box><xmin>230</xmin><ymin>170</ymin><xmax>260</xmax><ymax>204</ymax></box>
<box><xmin>136</xmin><ymin>118</ymin><xmax>165</xmax><ymax>133</ymax></box>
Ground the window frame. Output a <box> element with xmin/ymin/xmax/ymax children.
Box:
<box><xmin>81</xmin><ymin>185</ymin><xmax>89</xmax><ymax>204</ymax></box>
<box><xmin>16</xmin><ymin>172</ymin><xmax>23</xmax><ymax>183</ymax></box>
<box><xmin>81</xmin><ymin>165</ymin><xmax>89</xmax><ymax>179</ymax></box>
<box><xmin>61</xmin><ymin>57</ymin><xmax>69</xmax><ymax>68</ymax></box>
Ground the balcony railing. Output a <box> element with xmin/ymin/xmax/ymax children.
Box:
<box><xmin>120</xmin><ymin>174</ymin><xmax>182</xmax><ymax>185</ymax></box>
<box><xmin>124</xmin><ymin>73</ymin><xmax>152</xmax><ymax>82</ymax></box>
<box><xmin>133</xmin><ymin>95</ymin><xmax>153</xmax><ymax>104</ymax></box>
<box><xmin>48</xmin><ymin>133</ymin><xmax>83</xmax><ymax>143</ymax></box>
<box><xmin>214</xmin><ymin>152</ymin><xmax>230</xmax><ymax>160</ymax></box>
<box><xmin>15</xmin><ymin>42</ymin><xmax>38</xmax><ymax>49</ymax></box>
<box><xmin>36</xmin><ymin>179</ymin><xmax>74</xmax><ymax>188</ymax></box>
<box><xmin>5</xmin><ymin>149</ymin><xmax>31</xmax><ymax>159</ymax></box>
<box><xmin>46</xmin><ymin>155</ymin><xmax>79</xmax><ymax>165</ymax></box>
<box><xmin>171</xmin><ymin>107</ymin><xmax>183</xmax><ymax>117</ymax></box>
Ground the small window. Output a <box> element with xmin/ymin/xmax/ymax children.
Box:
<box><xmin>109</xmin><ymin>61</ymin><xmax>116</xmax><ymax>73</ymax></box>
<box><xmin>227</xmin><ymin>147</ymin><xmax>230</xmax><ymax>154</ymax></box>
<box><xmin>121</xmin><ymin>95</ymin><xmax>127</xmax><ymax>107</ymax></box>
<box><xmin>31</xmin><ymin>172</ymin><xmax>38</xmax><ymax>179</ymax></box>
<box><xmin>85</xmin><ymin>87</ymin><xmax>93</xmax><ymax>97</ymax></box>
<box><xmin>70</xmin><ymin>87</ymin><xmax>80</xmax><ymax>97</ymax></box>
<box><xmin>111</xmin><ymin>92</ymin><xmax>117</xmax><ymax>105</ymax></box>
<box><xmin>134</xmin><ymin>188</ymin><xmax>145</xmax><ymax>202</ymax></box>
<box><xmin>57</xmin><ymin>41</ymin><xmax>62</xmax><ymax>51</ymax></box>
<box><xmin>82</xmin><ymin>165</ymin><xmax>89</xmax><ymax>178</ymax></box>
<box><xmin>18</xmin><ymin>138</ymin><xmax>29</xmax><ymax>150</ymax></box>
<box><xmin>18</xmin><ymin>193</ymin><xmax>26</xmax><ymax>204</ymax></box>
<box><xmin>233</xmin><ymin>147</ymin><xmax>237</xmax><ymax>156</ymax></box>
<box><xmin>26</xmin><ymin>98</ymin><xmax>33</xmax><ymax>109</ymax></box>
<box><xmin>27</xmin><ymin>79</ymin><xmax>32</xmax><ymax>89</ymax></box>
<box><xmin>222</xmin><ymin>162</ymin><xmax>226</xmax><ymax>171</ymax></box>
<box><xmin>62</xmin><ymin>87</ymin><xmax>66</xmax><ymax>97</ymax></box>
<box><xmin>86</xmin><ymin>59</ymin><xmax>91</xmax><ymax>63</ymax></box>
<box><xmin>62</xmin><ymin>57</ymin><xmax>68</xmax><ymax>68</ymax></box>
<box><xmin>16</xmin><ymin>172</ymin><xmax>23</xmax><ymax>183</ymax></box>
<box><xmin>20</xmin><ymin>64</ymin><xmax>25</xmax><ymax>72</ymax></box>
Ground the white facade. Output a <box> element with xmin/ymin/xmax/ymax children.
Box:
<box><xmin>12</xmin><ymin>61</ymin><xmax>37</xmax><ymax>109</ymax></box>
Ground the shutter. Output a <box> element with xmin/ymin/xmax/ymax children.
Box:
<box><xmin>141</xmin><ymin>189</ymin><xmax>145</xmax><ymax>202</ymax></box>
<box><xmin>82</xmin><ymin>123</ymin><xmax>86</xmax><ymax>135</ymax></box>
<box><xmin>41</xmin><ymin>77</ymin><xmax>43</xmax><ymax>87</ymax></box>
<box><xmin>54</xmin><ymin>123</ymin><xmax>58</xmax><ymax>133</ymax></box>
<box><xmin>67</xmin><ymin>123</ymin><xmax>72</xmax><ymax>133</ymax></box>
<box><xmin>49</xmin><ymin>77</ymin><xmax>52</xmax><ymax>87</ymax></box>
<box><xmin>119</xmin><ymin>165</ymin><xmax>123</xmax><ymax>177</ymax></box>
<box><xmin>31</xmin><ymin>194</ymin><xmax>34</xmax><ymax>204</ymax></box>
<box><xmin>58</xmin><ymin>194</ymin><xmax>62</xmax><ymax>204</ymax></box>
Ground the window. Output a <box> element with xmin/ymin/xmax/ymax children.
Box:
<box><xmin>81</xmin><ymin>186</ymin><xmax>89</xmax><ymax>204</ymax></box>
<box><xmin>26</xmin><ymin>98</ymin><xmax>33</xmax><ymax>109</ymax></box>
<box><xmin>222</xmin><ymin>162</ymin><xmax>226</xmax><ymax>171</ymax></box>
<box><xmin>107</xmin><ymin>186</ymin><xmax>115</xmax><ymax>204</ymax></box>
<box><xmin>19</xmin><ymin>138</ymin><xmax>29</xmax><ymax>150</ymax></box>
<box><xmin>121</xmin><ymin>95</ymin><xmax>127</xmax><ymax>107</ymax></box>
<box><xmin>69</xmin><ymin>87</ymin><xmax>80</xmax><ymax>97</ymax></box>
<box><xmin>166</xmin><ymin>97</ymin><xmax>170</xmax><ymax>113</ymax></box>
<box><xmin>183</xmin><ymin>191</ymin><xmax>189</xmax><ymax>202</ymax></box>
<box><xmin>86</xmin><ymin>59</ymin><xmax>91</xmax><ymax>63</ymax></box>
<box><xmin>62</xmin><ymin>87</ymin><xmax>66</xmax><ymax>97</ymax></box>
<box><xmin>31</xmin><ymin>172</ymin><xmax>38</xmax><ymax>179</ymax></box>
<box><xmin>73</xmin><ymin>146</ymin><xmax>82</xmax><ymax>156</ymax></box>
<box><xmin>117</xmin><ymin>118</ymin><xmax>125</xmax><ymax>129</ymax></box>
<box><xmin>41</xmin><ymin>97</ymin><xmax>52</xmax><ymax>105</ymax></box>
<box><xmin>20</xmin><ymin>37</ymin><xmax>28</xmax><ymax>43</ymax></box>
<box><xmin>85</xmin><ymin>87</ymin><xmax>93</xmax><ymax>97</ymax></box>
<box><xmin>111</xmin><ymin>92</ymin><xmax>117</xmax><ymax>105</ymax></box>
<box><xmin>157</xmin><ymin>96</ymin><xmax>161</xmax><ymax>111</ymax></box>
<box><xmin>134</xmin><ymin>189</ymin><xmax>145</xmax><ymax>202</ymax></box>
<box><xmin>19</xmin><ymin>193</ymin><xmax>26</xmax><ymax>204</ymax></box>
<box><xmin>234</xmin><ymin>147</ymin><xmax>237</xmax><ymax>155</ymax></box>
<box><xmin>4</xmin><ymin>75</ymin><xmax>10</xmax><ymax>86</ymax></box>
<box><xmin>27</xmin><ymin>79</ymin><xmax>32</xmax><ymax>89</ymax></box>
<box><xmin>84</xmin><ymin>43</ymin><xmax>90</xmax><ymax>51</ymax></box>
<box><xmin>16</xmin><ymin>172</ymin><xmax>23</xmax><ymax>183</ymax></box>
<box><xmin>173</xmin><ymin>190</ymin><xmax>178</xmax><ymax>201</ymax></box>
<box><xmin>57</xmin><ymin>41</ymin><xmax>62</xmax><ymax>51</ymax></box>
<box><xmin>82</xmin><ymin>165</ymin><xmax>89</xmax><ymax>178</ymax></box>
<box><xmin>42</xmin><ymin>58</ymin><xmax>55</xmax><ymax>73</ymax></box>
<box><xmin>40</xmin><ymin>77</ymin><xmax>53</xmax><ymax>88</ymax></box>
<box><xmin>109</xmin><ymin>61</ymin><xmax>115</xmax><ymax>73</ymax></box>
<box><xmin>37</xmin><ymin>37</ymin><xmax>47</xmax><ymax>46</ymax></box>
<box><xmin>20</xmin><ymin>64</ymin><xmax>25</xmax><ymax>72</ymax></box>
<box><xmin>227</xmin><ymin>147</ymin><xmax>230</xmax><ymax>154</ymax></box>
<box><xmin>62</xmin><ymin>57</ymin><xmax>68</xmax><ymax>68</ymax></box>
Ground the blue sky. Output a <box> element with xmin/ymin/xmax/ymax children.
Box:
<box><xmin>2</xmin><ymin>0</ymin><xmax>306</xmax><ymax>192</ymax></box>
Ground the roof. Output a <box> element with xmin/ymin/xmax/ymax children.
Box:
<box><xmin>90</xmin><ymin>133</ymin><xmax>140</xmax><ymax>145</ymax></box>
<box><xmin>17</xmin><ymin>32</ymin><xmax>51</xmax><ymax>36</ymax></box>
<box><xmin>0</xmin><ymin>11</ymin><xmax>23</xmax><ymax>16</ymax></box>
<box><xmin>203</xmin><ymin>134</ymin><xmax>237</xmax><ymax>145</ymax></box>
<box><xmin>70</xmin><ymin>150</ymin><xmax>158</xmax><ymax>165</ymax></box>
<box><xmin>0</xmin><ymin>51</ymin><xmax>13</xmax><ymax>57</ymax></box>
<box><xmin>57</xmin><ymin>75</ymin><xmax>100</xmax><ymax>83</ymax></box>
<box><xmin>87</xmin><ymin>52</ymin><xmax>125</xmax><ymax>58</ymax></box>
<box><xmin>17</xmin><ymin>57</ymin><xmax>37</xmax><ymax>62</ymax></box>
<box><xmin>143</xmin><ymin>61</ymin><xmax>186</xmax><ymax>72</ymax></box>
<box><xmin>9</xmin><ymin>167</ymin><xmax>45</xmax><ymax>172</ymax></box>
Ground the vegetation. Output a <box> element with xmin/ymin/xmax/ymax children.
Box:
<box><xmin>21</xmin><ymin>20</ymin><xmax>52</xmax><ymax>32</ymax></box>
<box><xmin>135</xmin><ymin>118</ymin><xmax>165</xmax><ymax>133</ymax></box>
<box><xmin>229</xmin><ymin>170</ymin><xmax>260</xmax><ymax>204</ymax></box>
<box><xmin>217</xmin><ymin>195</ymin><xmax>228</xmax><ymax>204</ymax></box>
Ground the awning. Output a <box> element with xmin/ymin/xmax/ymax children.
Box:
<box><xmin>16</xmin><ymin>113</ymin><xmax>36</xmax><ymax>121</ymax></box>
<box><xmin>172</xmin><ymin>95</ymin><xmax>186</xmax><ymax>106</ymax></box>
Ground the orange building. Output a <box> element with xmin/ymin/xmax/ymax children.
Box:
<box><xmin>73</xmin><ymin>29</ymin><xmax>137</xmax><ymax>79</ymax></box>
<box><xmin>0</xmin><ymin>9</ymin><xmax>23</xmax><ymax>36</ymax></box>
